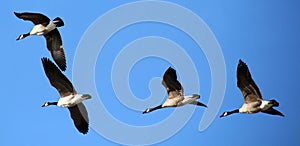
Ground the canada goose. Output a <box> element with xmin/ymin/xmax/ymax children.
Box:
<box><xmin>142</xmin><ymin>67</ymin><xmax>207</xmax><ymax>114</ymax></box>
<box><xmin>14</xmin><ymin>12</ymin><xmax>66</xmax><ymax>71</ymax></box>
<box><xmin>220</xmin><ymin>59</ymin><xmax>284</xmax><ymax>118</ymax></box>
<box><xmin>41</xmin><ymin>57</ymin><xmax>92</xmax><ymax>134</ymax></box>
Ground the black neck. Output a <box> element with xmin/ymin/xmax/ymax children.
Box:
<box><xmin>24</xmin><ymin>32</ymin><xmax>30</xmax><ymax>37</ymax></box>
<box><xmin>145</xmin><ymin>105</ymin><xmax>163</xmax><ymax>113</ymax></box>
<box><xmin>229</xmin><ymin>109</ymin><xmax>239</xmax><ymax>114</ymax></box>
<box><xmin>48</xmin><ymin>102</ymin><xmax>58</xmax><ymax>106</ymax></box>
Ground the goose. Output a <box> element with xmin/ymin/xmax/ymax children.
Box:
<box><xmin>41</xmin><ymin>57</ymin><xmax>92</xmax><ymax>134</ymax></box>
<box><xmin>14</xmin><ymin>12</ymin><xmax>66</xmax><ymax>71</ymax></box>
<box><xmin>220</xmin><ymin>59</ymin><xmax>284</xmax><ymax>117</ymax></box>
<box><xmin>142</xmin><ymin>67</ymin><xmax>207</xmax><ymax>114</ymax></box>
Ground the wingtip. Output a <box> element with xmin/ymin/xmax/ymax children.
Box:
<box><xmin>238</xmin><ymin>59</ymin><xmax>247</xmax><ymax>68</ymax></box>
<box><xmin>41</xmin><ymin>57</ymin><xmax>50</xmax><ymax>63</ymax></box>
<box><xmin>41</xmin><ymin>57</ymin><xmax>60</xmax><ymax>72</ymax></box>
<box><xmin>80</xmin><ymin>130</ymin><xmax>88</xmax><ymax>135</ymax></box>
<box><xmin>279</xmin><ymin>112</ymin><xmax>285</xmax><ymax>117</ymax></box>
<box><xmin>167</xmin><ymin>66</ymin><xmax>175</xmax><ymax>71</ymax></box>
<box><xmin>77</xmin><ymin>124</ymin><xmax>89</xmax><ymax>135</ymax></box>
<box><xmin>238</xmin><ymin>59</ymin><xmax>244</xmax><ymax>64</ymax></box>
<box><xmin>59</xmin><ymin>65</ymin><xmax>67</xmax><ymax>71</ymax></box>
<box><xmin>14</xmin><ymin>12</ymin><xmax>21</xmax><ymax>17</ymax></box>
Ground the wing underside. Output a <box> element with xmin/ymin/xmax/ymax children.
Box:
<box><xmin>41</xmin><ymin>57</ymin><xmax>74</xmax><ymax>97</ymax></box>
<box><xmin>237</xmin><ymin>60</ymin><xmax>262</xmax><ymax>103</ymax></box>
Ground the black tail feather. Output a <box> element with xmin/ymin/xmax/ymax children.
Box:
<box><xmin>53</xmin><ymin>17</ymin><xmax>64</xmax><ymax>27</ymax></box>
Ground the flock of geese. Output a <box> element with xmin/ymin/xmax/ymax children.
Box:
<box><xmin>14</xmin><ymin>12</ymin><xmax>284</xmax><ymax>135</ymax></box>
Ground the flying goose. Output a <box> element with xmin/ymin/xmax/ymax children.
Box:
<box><xmin>220</xmin><ymin>59</ymin><xmax>284</xmax><ymax>117</ymax></box>
<box><xmin>14</xmin><ymin>12</ymin><xmax>67</xmax><ymax>71</ymax></box>
<box><xmin>142</xmin><ymin>67</ymin><xmax>207</xmax><ymax>114</ymax></box>
<box><xmin>41</xmin><ymin>57</ymin><xmax>92</xmax><ymax>134</ymax></box>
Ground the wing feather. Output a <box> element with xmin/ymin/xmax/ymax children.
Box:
<box><xmin>261</xmin><ymin>107</ymin><xmax>284</xmax><ymax>117</ymax></box>
<box><xmin>41</xmin><ymin>57</ymin><xmax>75</xmax><ymax>97</ymax></box>
<box><xmin>68</xmin><ymin>103</ymin><xmax>89</xmax><ymax>134</ymax></box>
<box><xmin>162</xmin><ymin>67</ymin><xmax>184</xmax><ymax>100</ymax></box>
<box><xmin>237</xmin><ymin>60</ymin><xmax>262</xmax><ymax>103</ymax></box>
<box><xmin>44</xmin><ymin>29</ymin><xmax>66</xmax><ymax>71</ymax></box>
<box><xmin>14</xmin><ymin>12</ymin><xmax>50</xmax><ymax>25</ymax></box>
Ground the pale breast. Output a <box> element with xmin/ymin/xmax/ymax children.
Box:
<box><xmin>57</xmin><ymin>94</ymin><xmax>76</xmax><ymax>108</ymax></box>
<box><xmin>30</xmin><ymin>24</ymin><xmax>47</xmax><ymax>35</ymax></box>
<box><xmin>30</xmin><ymin>22</ymin><xmax>56</xmax><ymax>35</ymax></box>
<box><xmin>162</xmin><ymin>96</ymin><xmax>183</xmax><ymax>107</ymax></box>
<box><xmin>239</xmin><ymin>101</ymin><xmax>261</xmax><ymax>113</ymax></box>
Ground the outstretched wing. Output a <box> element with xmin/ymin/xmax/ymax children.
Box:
<box><xmin>41</xmin><ymin>57</ymin><xmax>75</xmax><ymax>97</ymax></box>
<box><xmin>68</xmin><ymin>103</ymin><xmax>89</xmax><ymax>134</ymax></box>
<box><xmin>237</xmin><ymin>59</ymin><xmax>262</xmax><ymax>103</ymax></box>
<box><xmin>14</xmin><ymin>12</ymin><xmax>50</xmax><ymax>25</ymax></box>
<box><xmin>261</xmin><ymin>107</ymin><xmax>284</xmax><ymax>117</ymax></box>
<box><xmin>44</xmin><ymin>29</ymin><xmax>66</xmax><ymax>71</ymax></box>
<box><xmin>162</xmin><ymin>67</ymin><xmax>184</xmax><ymax>100</ymax></box>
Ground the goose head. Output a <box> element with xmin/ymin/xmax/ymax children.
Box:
<box><xmin>220</xmin><ymin>111</ymin><xmax>229</xmax><ymax>117</ymax></box>
<box><xmin>42</xmin><ymin>102</ymin><xmax>50</xmax><ymax>107</ymax></box>
<box><xmin>220</xmin><ymin>109</ymin><xmax>240</xmax><ymax>118</ymax></box>
<box><xmin>142</xmin><ymin>105</ymin><xmax>163</xmax><ymax>114</ymax></box>
<box><xmin>16</xmin><ymin>33</ymin><xmax>30</xmax><ymax>40</ymax></box>
<box><xmin>41</xmin><ymin>101</ymin><xmax>58</xmax><ymax>107</ymax></box>
<box><xmin>16</xmin><ymin>34</ymin><xmax>24</xmax><ymax>40</ymax></box>
<box><xmin>142</xmin><ymin>108</ymin><xmax>151</xmax><ymax>114</ymax></box>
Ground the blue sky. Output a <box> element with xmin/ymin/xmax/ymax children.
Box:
<box><xmin>1</xmin><ymin>0</ymin><xmax>300</xmax><ymax>145</ymax></box>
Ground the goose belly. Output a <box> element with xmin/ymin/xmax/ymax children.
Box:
<box><xmin>239</xmin><ymin>102</ymin><xmax>261</xmax><ymax>114</ymax></box>
<box><xmin>162</xmin><ymin>99</ymin><xmax>180</xmax><ymax>107</ymax></box>
<box><xmin>177</xmin><ymin>96</ymin><xmax>198</xmax><ymax>106</ymax></box>
<box><xmin>57</xmin><ymin>94</ymin><xmax>84</xmax><ymax>108</ymax></box>
<box><xmin>30</xmin><ymin>24</ymin><xmax>47</xmax><ymax>35</ymax></box>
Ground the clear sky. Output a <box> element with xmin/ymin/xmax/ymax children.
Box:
<box><xmin>1</xmin><ymin>0</ymin><xmax>300</xmax><ymax>146</ymax></box>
